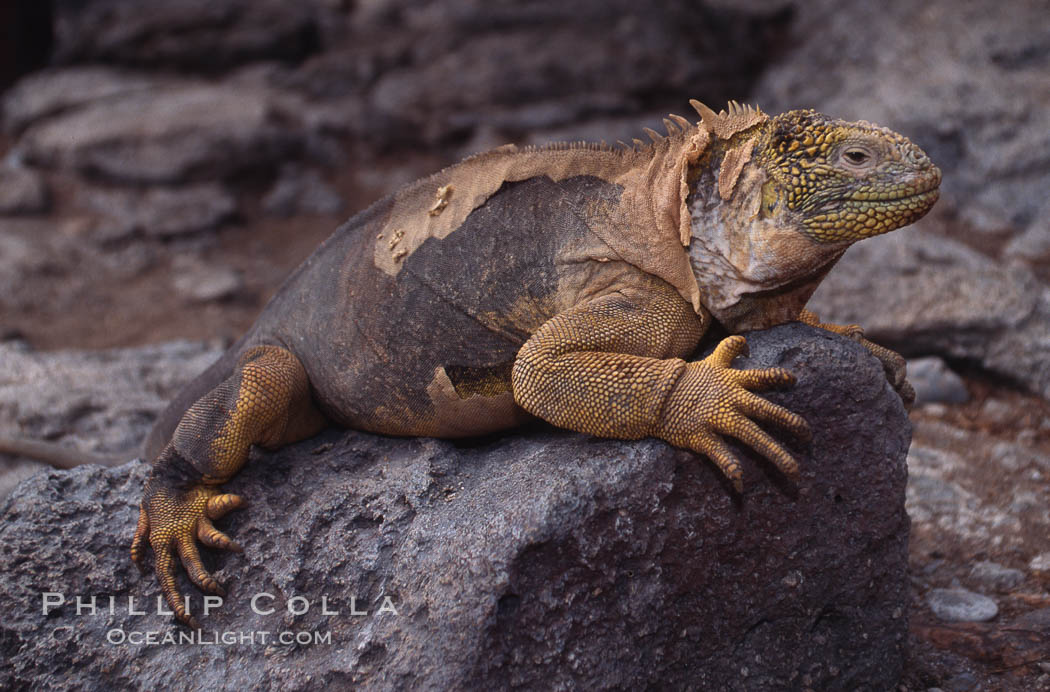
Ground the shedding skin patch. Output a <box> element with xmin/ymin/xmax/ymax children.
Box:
<box><xmin>370</xmin><ymin>128</ymin><xmax>710</xmax><ymax>316</ymax></box>
<box><xmin>426</xmin><ymin>366</ymin><xmax>528</xmax><ymax>436</ymax></box>
<box><xmin>428</xmin><ymin>185</ymin><xmax>453</xmax><ymax>216</ymax></box>
<box><xmin>718</xmin><ymin>145</ymin><xmax>752</xmax><ymax>201</ymax></box>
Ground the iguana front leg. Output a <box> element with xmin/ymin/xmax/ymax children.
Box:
<box><xmin>512</xmin><ymin>284</ymin><xmax>810</xmax><ymax>491</ymax></box>
<box><xmin>130</xmin><ymin>345</ymin><xmax>326</xmax><ymax>627</ymax></box>
<box><xmin>798</xmin><ymin>308</ymin><xmax>915</xmax><ymax>406</ymax></box>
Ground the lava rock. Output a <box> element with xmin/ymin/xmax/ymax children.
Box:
<box><xmin>80</xmin><ymin>183</ymin><xmax>237</xmax><ymax>241</ymax></box>
<box><xmin>17</xmin><ymin>83</ymin><xmax>303</xmax><ymax>184</ymax></box>
<box><xmin>809</xmin><ymin>231</ymin><xmax>1050</xmax><ymax>401</ymax></box>
<box><xmin>0</xmin><ymin>339</ymin><xmax>224</xmax><ymax>497</ymax></box>
<box><xmin>969</xmin><ymin>561</ymin><xmax>1024</xmax><ymax>594</ymax></box>
<box><xmin>0</xmin><ymin>164</ymin><xmax>48</xmax><ymax>214</ymax></box>
<box><xmin>51</xmin><ymin>0</ymin><xmax>325</xmax><ymax>74</ymax></box>
<box><xmin>926</xmin><ymin>588</ymin><xmax>999</xmax><ymax>623</ymax></box>
<box><xmin>908</xmin><ymin>357</ymin><xmax>969</xmax><ymax>405</ymax></box>
<box><xmin>0</xmin><ymin>324</ymin><xmax>911</xmax><ymax>689</ymax></box>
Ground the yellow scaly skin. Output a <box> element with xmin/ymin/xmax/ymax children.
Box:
<box><xmin>131</xmin><ymin>102</ymin><xmax>940</xmax><ymax>627</ymax></box>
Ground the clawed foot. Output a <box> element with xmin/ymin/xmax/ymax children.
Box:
<box><xmin>799</xmin><ymin>309</ymin><xmax>914</xmax><ymax>407</ymax></box>
<box><xmin>130</xmin><ymin>481</ymin><xmax>245</xmax><ymax>628</ymax></box>
<box><xmin>663</xmin><ymin>335</ymin><xmax>811</xmax><ymax>492</ymax></box>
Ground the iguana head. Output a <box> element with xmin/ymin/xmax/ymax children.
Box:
<box><xmin>684</xmin><ymin>101</ymin><xmax>940</xmax><ymax>330</ymax></box>
<box><xmin>755</xmin><ymin>109</ymin><xmax>941</xmax><ymax>243</ymax></box>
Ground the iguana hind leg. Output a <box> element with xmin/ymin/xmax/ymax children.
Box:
<box><xmin>799</xmin><ymin>308</ymin><xmax>915</xmax><ymax>406</ymax></box>
<box><xmin>130</xmin><ymin>345</ymin><xmax>326</xmax><ymax>627</ymax></box>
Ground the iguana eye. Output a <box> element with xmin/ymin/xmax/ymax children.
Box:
<box><xmin>842</xmin><ymin>148</ymin><xmax>872</xmax><ymax>166</ymax></box>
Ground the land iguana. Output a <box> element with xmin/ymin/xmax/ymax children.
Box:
<box><xmin>10</xmin><ymin>100</ymin><xmax>942</xmax><ymax>627</ymax></box>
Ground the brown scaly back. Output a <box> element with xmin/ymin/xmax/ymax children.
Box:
<box><xmin>755</xmin><ymin>109</ymin><xmax>941</xmax><ymax>242</ymax></box>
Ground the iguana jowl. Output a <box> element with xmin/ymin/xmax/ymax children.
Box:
<box><xmin>130</xmin><ymin>100</ymin><xmax>940</xmax><ymax>626</ymax></box>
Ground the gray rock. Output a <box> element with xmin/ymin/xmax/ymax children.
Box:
<box><xmin>1030</xmin><ymin>553</ymin><xmax>1050</xmax><ymax>574</ymax></box>
<box><xmin>352</xmin><ymin>0</ymin><xmax>793</xmax><ymax>145</ymax></box>
<box><xmin>262</xmin><ymin>165</ymin><xmax>344</xmax><ymax>217</ymax></box>
<box><xmin>0</xmin><ymin>340</ymin><xmax>224</xmax><ymax>497</ymax></box>
<box><xmin>0</xmin><ymin>164</ymin><xmax>48</xmax><ymax>214</ymax></box>
<box><xmin>1004</xmin><ymin>221</ymin><xmax>1050</xmax><ymax>266</ymax></box>
<box><xmin>0</xmin><ymin>324</ymin><xmax>912</xmax><ymax>690</ymax></box>
<box><xmin>908</xmin><ymin>357</ymin><xmax>969</xmax><ymax>405</ymax></box>
<box><xmin>51</xmin><ymin>0</ymin><xmax>325</xmax><ymax>73</ymax></box>
<box><xmin>171</xmin><ymin>256</ymin><xmax>244</xmax><ymax>303</ymax></box>
<box><xmin>18</xmin><ymin>82</ymin><xmax>303</xmax><ymax>184</ymax></box>
<box><xmin>906</xmin><ymin>421</ymin><xmax>1050</xmax><ymax>555</ymax></box>
<box><xmin>944</xmin><ymin>672</ymin><xmax>979</xmax><ymax>692</ymax></box>
<box><xmin>968</xmin><ymin>561</ymin><xmax>1024</xmax><ymax>593</ymax></box>
<box><xmin>80</xmin><ymin>184</ymin><xmax>237</xmax><ymax>241</ymax></box>
<box><xmin>926</xmin><ymin>588</ymin><xmax>999</xmax><ymax>622</ymax></box>
<box><xmin>809</xmin><ymin>230</ymin><xmax>1050</xmax><ymax>401</ymax></box>
<box><xmin>1</xmin><ymin>66</ymin><xmax>160</xmax><ymax>135</ymax></box>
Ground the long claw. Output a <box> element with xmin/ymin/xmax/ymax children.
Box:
<box><xmin>731</xmin><ymin>366</ymin><xmax>795</xmax><ymax>390</ymax></box>
<box><xmin>739</xmin><ymin>392</ymin><xmax>812</xmax><ymax>442</ymax></box>
<box><xmin>176</xmin><ymin>533</ymin><xmax>226</xmax><ymax>596</ymax></box>
<box><xmin>693</xmin><ymin>432</ymin><xmax>745</xmax><ymax>493</ymax></box>
<box><xmin>154</xmin><ymin>540</ymin><xmax>196</xmax><ymax>627</ymax></box>
<box><xmin>727</xmin><ymin>418</ymin><xmax>800</xmax><ymax>481</ymax></box>
<box><xmin>198</xmin><ymin>517</ymin><xmax>242</xmax><ymax>552</ymax></box>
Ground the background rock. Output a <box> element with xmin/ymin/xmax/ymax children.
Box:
<box><xmin>0</xmin><ymin>339</ymin><xmax>224</xmax><ymax>497</ymax></box>
<box><xmin>17</xmin><ymin>82</ymin><xmax>304</xmax><ymax>184</ymax></box>
<box><xmin>262</xmin><ymin>164</ymin><xmax>344</xmax><ymax>217</ymax></box>
<box><xmin>0</xmin><ymin>325</ymin><xmax>912</xmax><ymax>690</ymax></box>
<box><xmin>926</xmin><ymin>588</ymin><xmax>999</xmax><ymax>623</ymax></box>
<box><xmin>809</xmin><ymin>231</ymin><xmax>1050</xmax><ymax>400</ymax></box>
<box><xmin>1</xmin><ymin>66</ymin><xmax>160</xmax><ymax>135</ymax></box>
<box><xmin>79</xmin><ymin>183</ymin><xmax>237</xmax><ymax>242</ymax></box>
<box><xmin>908</xmin><ymin>357</ymin><xmax>970</xmax><ymax>406</ymax></box>
<box><xmin>0</xmin><ymin>162</ymin><xmax>48</xmax><ymax>214</ymax></box>
<box><xmin>50</xmin><ymin>0</ymin><xmax>328</xmax><ymax>73</ymax></box>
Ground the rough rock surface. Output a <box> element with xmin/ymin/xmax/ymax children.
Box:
<box><xmin>0</xmin><ymin>325</ymin><xmax>911</xmax><ymax>690</ymax></box>
<box><xmin>79</xmin><ymin>183</ymin><xmax>237</xmax><ymax>242</ymax></box>
<box><xmin>0</xmin><ymin>163</ymin><xmax>49</xmax><ymax>214</ymax></box>
<box><xmin>907</xmin><ymin>357</ymin><xmax>970</xmax><ymax>406</ymax></box>
<box><xmin>51</xmin><ymin>0</ymin><xmax>327</xmax><ymax>73</ymax></box>
<box><xmin>809</xmin><ymin>230</ymin><xmax>1050</xmax><ymax>400</ymax></box>
<box><xmin>0</xmin><ymin>339</ymin><xmax>224</xmax><ymax>497</ymax></box>
<box><xmin>16</xmin><ymin>81</ymin><xmax>304</xmax><ymax>184</ymax></box>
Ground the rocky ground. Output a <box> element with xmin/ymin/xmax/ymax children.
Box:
<box><xmin>0</xmin><ymin>327</ymin><xmax>914</xmax><ymax>690</ymax></box>
<box><xmin>1</xmin><ymin>0</ymin><xmax>1048</xmax><ymax>689</ymax></box>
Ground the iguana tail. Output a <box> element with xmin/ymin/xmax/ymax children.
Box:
<box><xmin>0</xmin><ymin>435</ymin><xmax>124</xmax><ymax>469</ymax></box>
